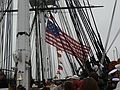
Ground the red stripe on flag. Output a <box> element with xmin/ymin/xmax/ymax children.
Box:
<box><xmin>46</xmin><ymin>33</ymin><xmax>87</xmax><ymax>60</ymax></box>
<box><xmin>45</xmin><ymin>19</ymin><xmax>90</xmax><ymax>61</ymax></box>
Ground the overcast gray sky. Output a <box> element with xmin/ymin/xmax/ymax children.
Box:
<box><xmin>89</xmin><ymin>0</ymin><xmax>120</xmax><ymax>61</ymax></box>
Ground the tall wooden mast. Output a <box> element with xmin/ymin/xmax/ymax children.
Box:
<box><xmin>14</xmin><ymin>0</ymin><xmax>30</xmax><ymax>89</ymax></box>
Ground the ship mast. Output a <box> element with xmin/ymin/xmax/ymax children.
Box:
<box><xmin>14</xmin><ymin>0</ymin><xmax>30</xmax><ymax>89</ymax></box>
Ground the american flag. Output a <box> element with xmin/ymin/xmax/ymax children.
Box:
<box><xmin>45</xmin><ymin>19</ymin><xmax>90</xmax><ymax>61</ymax></box>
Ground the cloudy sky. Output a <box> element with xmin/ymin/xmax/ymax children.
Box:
<box><xmin>89</xmin><ymin>0</ymin><xmax>120</xmax><ymax>61</ymax></box>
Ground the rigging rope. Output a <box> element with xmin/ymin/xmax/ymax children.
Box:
<box><xmin>65</xmin><ymin>0</ymin><xmax>95</xmax><ymax>59</ymax></box>
<box><xmin>0</xmin><ymin>0</ymin><xmax>13</xmax><ymax>23</ymax></box>
<box><xmin>101</xmin><ymin>0</ymin><xmax>117</xmax><ymax>64</ymax></box>
<box><xmin>106</xmin><ymin>27</ymin><xmax>120</xmax><ymax>53</ymax></box>
<box><xmin>0</xmin><ymin>0</ymin><xmax>13</xmax><ymax>79</ymax></box>
<box><xmin>56</xmin><ymin>1</ymin><xmax>78</xmax><ymax>75</ymax></box>
<box><xmin>86</xmin><ymin>0</ymin><xmax>103</xmax><ymax>46</ymax></box>
<box><xmin>73</xmin><ymin>0</ymin><xmax>110</xmax><ymax>65</ymax></box>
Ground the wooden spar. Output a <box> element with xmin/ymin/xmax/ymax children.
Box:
<box><xmin>0</xmin><ymin>5</ymin><xmax>104</xmax><ymax>12</ymax></box>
